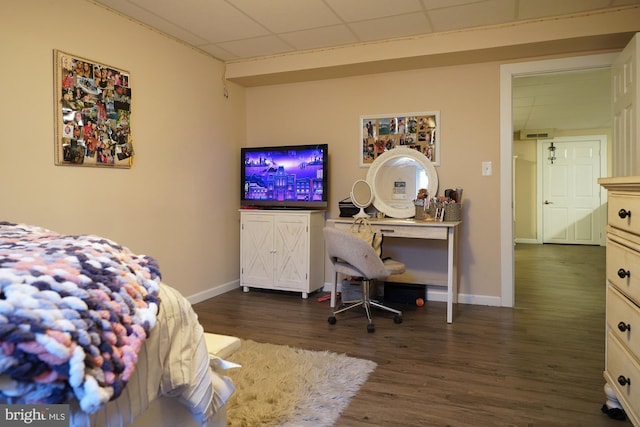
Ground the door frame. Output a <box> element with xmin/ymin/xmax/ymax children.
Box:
<box><xmin>536</xmin><ymin>135</ymin><xmax>608</xmax><ymax>245</ymax></box>
<box><xmin>499</xmin><ymin>53</ymin><xmax>616</xmax><ymax>307</ymax></box>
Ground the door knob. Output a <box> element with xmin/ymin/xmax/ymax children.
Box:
<box><xmin>544</xmin><ymin>200</ymin><xmax>553</xmax><ymax>205</ymax></box>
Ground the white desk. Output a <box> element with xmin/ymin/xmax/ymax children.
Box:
<box><xmin>327</xmin><ymin>217</ymin><xmax>461</xmax><ymax>323</ymax></box>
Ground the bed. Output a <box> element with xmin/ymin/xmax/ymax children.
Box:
<box><xmin>0</xmin><ymin>222</ymin><xmax>235</xmax><ymax>427</ymax></box>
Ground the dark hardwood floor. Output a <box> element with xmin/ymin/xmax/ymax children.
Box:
<box><xmin>193</xmin><ymin>243</ymin><xmax>631</xmax><ymax>426</ymax></box>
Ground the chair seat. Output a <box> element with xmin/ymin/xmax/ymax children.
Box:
<box><xmin>324</xmin><ymin>226</ymin><xmax>405</xmax><ymax>332</ymax></box>
<box><xmin>383</xmin><ymin>258</ymin><xmax>405</xmax><ymax>275</ymax></box>
<box><xmin>335</xmin><ymin>258</ymin><xmax>405</xmax><ymax>279</ymax></box>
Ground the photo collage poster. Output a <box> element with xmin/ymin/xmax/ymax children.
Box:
<box><xmin>54</xmin><ymin>50</ymin><xmax>133</xmax><ymax>168</ymax></box>
<box><xmin>361</xmin><ymin>112</ymin><xmax>439</xmax><ymax>166</ymax></box>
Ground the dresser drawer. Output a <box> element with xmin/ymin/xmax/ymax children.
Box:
<box><xmin>609</xmin><ymin>191</ymin><xmax>640</xmax><ymax>235</ymax></box>
<box><xmin>607</xmin><ymin>239</ymin><xmax>640</xmax><ymax>305</ymax></box>
<box><xmin>607</xmin><ymin>285</ymin><xmax>640</xmax><ymax>358</ymax></box>
<box><xmin>606</xmin><ymin>331</ymin><xmax>640</xmax><ymax>420</ymax></box>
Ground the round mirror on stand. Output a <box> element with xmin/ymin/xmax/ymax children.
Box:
<box><xmin>366</xmin><ymin>147</ymin><xmax>439</xmax><ymax>219</ymax></box>
<box><xmin>350</xmin><ymin>179</ymin><xmax>374</xmax><ymax>219</ymax></box>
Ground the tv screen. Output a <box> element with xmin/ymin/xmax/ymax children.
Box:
<box><xmin>241</xmin><ymin>144</ymin><xmax>328</xmax><ymax>209</ymax></box>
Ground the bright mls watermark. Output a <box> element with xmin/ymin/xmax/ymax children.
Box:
<box><xmin>0</xmin><ymin>405</ymin><xmax>69</xmax><ymax>426</ymax></box>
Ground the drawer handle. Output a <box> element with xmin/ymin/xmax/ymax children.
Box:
<box><xmin>618</xmin><ymin>375</ymin><xmax>631</xmax><ymax>386</ymax></box>
<box><xmin>618</xmin><ymin>209</ymin><xmax>632</xmax><ymax>219</ymax></box>
<box><xmin>618</xmin><ymin>321</ymin><xmax>632</xmax><ymax>332</ymax></box>
<box><xmin>379</xmin><ymin>229</ymin><xmax>395</xmax><ymax>234</ymax></box>
<box><xmin>618</xmin><ymin>268</ymin><xmax>631</xmax><ymax>279</ymax></box>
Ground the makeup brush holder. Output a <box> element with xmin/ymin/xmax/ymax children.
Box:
<box><xmin>444</xmin><ymin>203</ymin><xmax>462</xmax><ymax>221</ymax></box>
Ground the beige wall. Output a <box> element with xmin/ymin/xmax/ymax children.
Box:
<box><xmin>246</xmin><ymin>63</ymin><xmax>502</xmax><ymax>301</ymax></box>
<box><xmin>0</xmin><ymin>0</ymin><xmax>625</xmax><ymax>304</ymax></box>
<box><xmin>514</xmin><ymin>138</ymin><xmax>538</xmax><ymax>241</ymax></box>
<box><xmin>233</xmin><ymin>8</ymin><xmax>636</xmax><ymax>305</ymax></box>
<box><xmin>0</xmin><ymin>0</ymin><xmax>245</xmax><ymax>299</ymax></box>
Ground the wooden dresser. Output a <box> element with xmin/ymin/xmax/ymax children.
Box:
<box><xmin>600</xmin><ymin>177</ymin><xmax>640</xmax><ymax>426</ymax></box>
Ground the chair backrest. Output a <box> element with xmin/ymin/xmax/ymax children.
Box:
<box><xmin>323</xmin><ymin>227</ymin><xmax>388</xmax><ymax>280</ymax></box>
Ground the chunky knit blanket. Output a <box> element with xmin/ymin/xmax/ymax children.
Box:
<box><xmin>0</xmin><ymin>222</ymin><xmax>161</xmax><ymax>413</ymax></box>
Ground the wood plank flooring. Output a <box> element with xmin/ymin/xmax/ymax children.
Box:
<box><xmin>193</xmin><ymin>243</ymin><xmax>631</xmax><ymax>426</ymax></box>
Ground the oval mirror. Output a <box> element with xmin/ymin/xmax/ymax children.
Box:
<box><xmin>366</xmin><ymin>147</ymin><xmax>438</xmax><ymax>219</ymax></box>
<box><xmin>350</xmin><ymin>179</ymin><xmax>373</xmax><ymax>219</ymax></box>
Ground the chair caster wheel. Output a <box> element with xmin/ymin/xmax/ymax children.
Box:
<box><xmin>394</xmin><ymin>315</ymin><xmax>403</xmax><ymax>324</ymax></box>
<box><xmin>328</xmin><ymin>316</ymin><xmax>337</xmax><ymax>325</ymax></box>
<box><xmin>367</xmin><ymin>324</ymin><xmax>375</xmax><ymax>333</ymax></box>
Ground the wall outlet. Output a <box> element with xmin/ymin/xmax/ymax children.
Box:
<box><xmin>482</xmin><ymin>161</ymin><xmax>492</xmax><ymax>176</ymax></box>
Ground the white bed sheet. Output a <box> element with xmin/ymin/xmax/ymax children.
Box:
<box><xmin>70</xmin><ymin>283</ymin><xmax>234</xmax><ymax>427</ymax></box>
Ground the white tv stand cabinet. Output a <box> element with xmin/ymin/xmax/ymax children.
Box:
<box><xmin>240</xmin><ymin>209</ymin><xmax>325</xmax><ymax>298</ymax></box>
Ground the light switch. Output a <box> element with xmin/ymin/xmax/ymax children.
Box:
<box><xmin>482</xmin><ymin>161</ymin><xmax>492</xmax><ymax>176</ymax></box>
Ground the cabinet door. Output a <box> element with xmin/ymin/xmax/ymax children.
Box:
<box><xmin>241</xmin><ymin>214</ymin><xmax>275</xmax><ymax>286</ymax></box>
<box><xmin>274</xmin><ymin>215</ymin><xmax>309</xmax><ymax>290</ymax></box>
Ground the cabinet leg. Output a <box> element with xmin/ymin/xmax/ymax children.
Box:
<box><xmin>302</xmin><ymin>292</ymin><xmax>308</xmax><ymax>299</ymax></box>
<box><xmin>242</xmin><ymin>286</ymin><xmax>249</xmax><ymax>293</ymax></box>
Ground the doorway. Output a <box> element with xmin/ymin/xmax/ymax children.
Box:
<box><xmin>499</xmin><ymin>53</ymin><xmax>617</xmax><ymax>307</ymax></box>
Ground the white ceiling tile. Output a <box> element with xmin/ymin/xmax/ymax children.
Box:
<box><xmin>428</xmin><ymin>0</ymin><xmax>516</xmax><ymax>32</ymax></box>
<box><xmin>117</xmin><ymin>0</ymin><xmax>269</xmax><ymax>42</ymax></box>
<box><xmin>132</xmin><ymin>13</ymin><xmax>211</xmax><ymax>46</ymax></box>
<box><xmin>199</xmin><ymin>44</ymin><xmax>240</xmax><ymax>61</ymax></box>
<box><xmin>517</xmin><ymin>0</ymin><xmax>611</xmax><ymax>20</ymax></box>
<box><xmin>95</xmin><ymin>0</ymin><xmax>208</xmax><ymax>45</ymax></box>
<box><xmin>512</xmin><ymin>107</ymin><xmax>530</xmax><ymax>129</ymax></box>
<box><xmin>533</xmin><ymin>94</ymin><xmax>574</xmax><ymax>107</ymax></box>
<box><xmin>422</xmin><ymin>0</ymin><xmax>490</xmax><ymax>10</ymax></box>
<box><xmin>513</xmin><ymin>97</ymin><xmax>535</xmax><ymax>108</ymax></box>
<box><xmin>217</xmin><ymin>36</ymin><xmax>294</xmax><ymax>59</ymax></box>
<box><xmin>349</xmin><ymin>13</ymin><xmax>432</xmax><ymax>42</ymax></box>
<box><xmin>279</xmin><ymin>25</ymin><xmax>359</xmax><ymax>50</ymax></box>
<box><xmin>326</xmin><ymin>0</ymin><xmax>423</xmax><ymax>21</ymax></box>
<box><xmin>228</xmin><ymin>0</ymin><xmax>341</xmax><ymax>33</ymax></box>
<box><xmin>94</xmin><ymin>0</ymin><xmax>145</xmax><ymax>15</ymax></box>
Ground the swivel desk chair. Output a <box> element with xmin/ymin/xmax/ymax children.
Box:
<box><xmin>324</xmin><ymin>226</ymin><xmax>404</xmax><ymax>333</ymax></box>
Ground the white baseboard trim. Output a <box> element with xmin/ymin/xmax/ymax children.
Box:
<box><xmin>188</xmin><ymin>280</ymin><xmax>502</xmax><ymax>308</ymax></box>
<box><xmin>186</xmin><ymin>279</ymin><xmax>240</xmax><ymax>304</ymax></box>
<box><xmin>427</xmin><ymin>289</ymin><xmax>502</xmax><ymax>306</ymax></box>
<box><xmin>322</xmin><ymin>282</ymin><xmax>502</xmax><ymax>307</ymax></box>
<box><xmin>514</xmin><ymin>238</ymin><xmax>539</xmax><ymax>244</ymax></box>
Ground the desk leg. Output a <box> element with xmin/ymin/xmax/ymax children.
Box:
<box><xmin>330</xmin><ymin>271</ymin><xmax>338</xmax><ymax>308</ymax></box>
<box><xmin>447</xmin><ymin>226</ymin><xmax>458</xmax><ymax>323</ymax></box>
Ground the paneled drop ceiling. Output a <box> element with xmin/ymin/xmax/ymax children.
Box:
<box><xmin>91</xmin><ymin>0</ymin><xmax>635</xmax><ymax>131</ymax></box>
<box><xmin>513</xmin><ymin>68</ymin><xmax>611</xmax><ymax>133</ymax></box>
<box><xmin>93</xmin><ymin>0</ymin><xmax>639</xmax><ymax>62</ymax></box>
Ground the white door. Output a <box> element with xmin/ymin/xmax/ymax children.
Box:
<box><xmin>541</xmin><ymin>138</ymin><xmax>602</xmax><ymax>245</ymax></box>
<box><xmin>241</xmin><ymin>213</ymin><xmax>275</xmax><ymax>286</ymax></box>
<box><xmin>612</xmin><ymin>33</ymin><xmax>640</xmax><ymax>176</ymax></box>
<box><xmin>273</xmin><ymin>214</ymin><xmax>308</xmax><ymax>289</ymax></box>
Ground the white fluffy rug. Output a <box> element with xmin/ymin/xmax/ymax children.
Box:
<box><xmin>224</xmin><ymin>339</ymin><xmax>377</xmax><ymax>427</ymax></box>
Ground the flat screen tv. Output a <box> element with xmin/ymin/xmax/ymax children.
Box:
<box><xmin>241</xmin><ymin>144</ymin><xmax>328</xmax><ymax>209</ymax></box>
